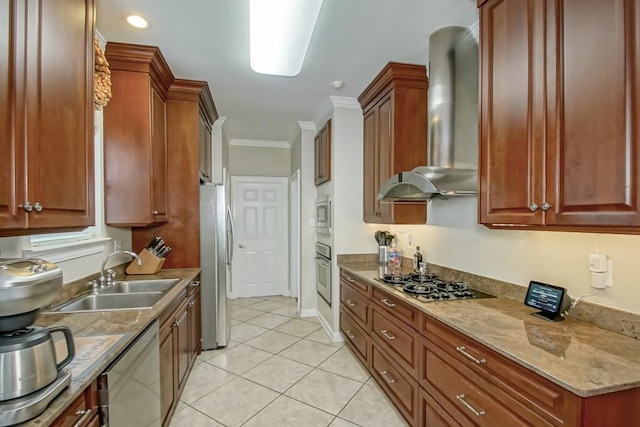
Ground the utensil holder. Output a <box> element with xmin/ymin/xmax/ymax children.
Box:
<box><xmin>125</xmin><ymin>249</ymin><xmax>165</xmax><ymax>275</ymax></box>
<box><xmin>378</xmin><ymin>246</ymin><xmax>389</xmax><ymax>264</ymax></box>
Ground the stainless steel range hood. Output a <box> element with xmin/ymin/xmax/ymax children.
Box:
<box><xmin>379</xmin><ymin>26</ymin><xmax>479</xmax><ymax>200</ymax></box>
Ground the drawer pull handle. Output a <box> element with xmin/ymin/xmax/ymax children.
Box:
<box><xmin>346</xmin><ymin>300</ymin><xmax>356</xmax><ymax>307</ymax></box>
<box><xmin>456</xmin><ymin>394</ymin><xmax>485</xmax><ymax>417</ymax></box>
<box><xmin>345</xmin><ymin>330</ymin><xmax>356</xmax><ymax>339</ymax></box>
<box><xmin>380</xmin><ymin>329</ymin><xmax>396</xmax><ymax>340</ymax></box>
<box><xmin>380</xmin><ymin>298</ymin><xmax>396</xmax><ymax>307</ymax></box>
<box><xmin>380</xmin><ymin>370</ymin><xmax>396</xmax><ymax>384</ymax></box>
<box><xmin>73</xmin><ymin>408</ymin><xmax>92</xmax><ymax>427</ymax></box>
<box><xmin>347</xmin><ymin>278</ymin><xmax>356</xmax><ymax>283</ymax></box>
<box><xmin>456</xmin><ymin>346</ymin><xmax>486</xmax><ymax>364</ymax></box>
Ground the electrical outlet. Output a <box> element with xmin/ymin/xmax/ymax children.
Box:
<box><xmin>407</xmin><ymin>234</ymin><xmax>413</xmax><ymax>249</ymax></box>
<box><xmin>114</xmin><ymin>240</ymin><xmax>122</xmax><ymax>251</ymax></box>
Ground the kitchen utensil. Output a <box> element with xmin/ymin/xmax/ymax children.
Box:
<box><xmin>378</xmin><ymin>246</ymin><xmax>389</xmax><ymax>265</ymax></box>
<box><xmin>0</xmin><ymin>325</ymin><xmax>75</xmax><ymax>401</ymax></box>
<box><xmin>145</xmin><ymin>236</ymin><xmax>161</xmax><ymax>251</ymax></box>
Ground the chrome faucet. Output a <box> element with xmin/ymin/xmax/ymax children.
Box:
<box><xmin>99</xmin><ymin>250</ymin><xmax>142</xmax><ymax>288</ymax></box>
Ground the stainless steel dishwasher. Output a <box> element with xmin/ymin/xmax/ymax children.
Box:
<box><xmin>98</xmin><ymin>321</ymin><xmax>160</xmax><ymax>426</ymax></box>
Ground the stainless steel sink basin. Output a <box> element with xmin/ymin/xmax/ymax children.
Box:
<box><xmin>51</xmin><ymin>292</ymin><xmax>164</xmax><ymax>313</ymax></box>
<box><xmin>102</xmin><ymin>279</ymin><xmax>180</xmax><ymax>294</ymax></box>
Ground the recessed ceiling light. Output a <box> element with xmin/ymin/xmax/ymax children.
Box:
<box><xmin>126</xmin><ymin>15</ymin><xmax>148</xmax><ymax>29</ymax></box>
<box><xmin>250</xmin><ymin>0</ymin><xmax>324</xmax><ymax>77</ymax></box>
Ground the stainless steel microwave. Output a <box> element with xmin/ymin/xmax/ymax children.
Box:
<box><xmin>315</xmin><ymin>195</ymin><xmax>331</xmax><ymax>235</ymax></box>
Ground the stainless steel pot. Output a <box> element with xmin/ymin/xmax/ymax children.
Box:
<box><xmin>0</xmin><ymin>326</ymin><xmax>75</xmax><ymax>401</ymax></box>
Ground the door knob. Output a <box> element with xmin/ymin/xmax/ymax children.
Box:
<box><xmin>239</xmin><ymin>244</ymin><xmax>246</xmax><ymax>249</ymax></box>
<box><xmin>529</xmin><ymin>203</ymin><xmax>539</xmax><ymax>212</ymax></box>
<box><xmin>541</xmin><ymin>202</ymin><xmax>552</xmax><ymax>211</ymax></box>
<box><xmin>20</xmin><ymin>202</ymin><xmax>33</xmax><ymax>212</ymax></box>
<box><xmin>34</xmin><ymin>202</ymin><xmax>43</xmax><ymax>212</ymax></box>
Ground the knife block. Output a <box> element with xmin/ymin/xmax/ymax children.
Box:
<box><xmin>125</xmin><ymin>248</ymin><xmax>165</xmax><ymax>275</ymax></box>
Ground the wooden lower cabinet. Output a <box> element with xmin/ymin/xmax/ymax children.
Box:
<box><xmin>158</xmin><ymin>279</ymin><xmax>202</xmax><ymax>426</ymax></box>
<box><xmin>339</xmin><ymin>268</ymin><xmax>640</xmax><ymax>427</ymax></box>
<box><xmin>51</xmin><ymin>380</ymin><xmax>99</xmax><ymax>427</ymax></box>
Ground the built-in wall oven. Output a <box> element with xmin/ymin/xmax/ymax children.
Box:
<box><xmin>315</xmin><ymin>195</ymin><xmax>331</xmax><ymax>235</ymax></box>
<box><xmin>315</xmin><ymin>242</ymin><xmax>331</xmax><ymax>306</ymax></box>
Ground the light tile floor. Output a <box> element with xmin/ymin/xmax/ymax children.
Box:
<box><xmin>170</xmin><ymin>296</ymin><xmax>408</xmax><ymax>427</ymax></box>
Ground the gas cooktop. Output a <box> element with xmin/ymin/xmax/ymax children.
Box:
<box><xmin>374</xmin><ymin>273</ymin><xmax>495</xmax><ymax>303</ymax></box>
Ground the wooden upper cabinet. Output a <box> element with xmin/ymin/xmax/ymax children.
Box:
<box><xmin>479</xmin><ymin>0</ymin><xmax>640</xmax><ymax>230</ymax></box>
<box><xmin>199</xmin><ymin>111</ymin><xmax>213</xmax><ymax>183</ymax></box>
<box><xmin>0</xmin><ymin>0</ymin><xmax>95</xmax><ymax>233</ymax></box>
<box><xmin>104</xmin><ymin>43</ymin><xmax>173</xmax><ymax>226</ymax></box>
<box><xmin>479</xmin><ymin>0</ymin><xmax>545</xmax><ymax>225</ymax></box>
<box><xmin>314</xmin><ymin>119</ymin><xmax>332</xmax><ymax>186</ymax></box>
<box><xmin>131</xmin><ymin>79</ymin><xmax>217</xmax><ymax>269</ymax></box>
<box><xmin>359</xmin><ymin>62</ymin><xmax>428</xmax><ymax>225</ymax></box>
<box><xmin>546</xmin><ymin>0</ymin><xmax>640</xmax><ymax>227</ymax></box>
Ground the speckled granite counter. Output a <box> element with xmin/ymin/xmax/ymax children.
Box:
<box><xmin>339</xmin><ymin>261</ymin><xmax>640</xmax><ymax>398</ymax></box>
<box><xmin>20</xmin><ymin>268</ymin><xmax>200</xmax><ymax>426</ymax></box>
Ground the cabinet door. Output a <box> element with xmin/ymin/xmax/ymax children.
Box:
<box><xmin>24</xmin><ymin>0</ymin><xmax>94</xmax><ymax>229</ymax></box>
<box><xmin>314</xmin><ymin>119</ymin><xmax>331</xmax><ymax>186</ymax></box>
<box><xmin>478</xmin><ymin>0</ymin><xmax>545</xmax><ymax>225</ymax></box>
<box><xmin>151</xmin><ymin>87</ymin><xmax>168</xmax><ymax>221</ymax></box>
<box><xmin>0</xmin><ymin>0</ymin><xmax>26</xmax><ymax>229</ymax></box>
<box><xmin>176</xmin><ymin>305</ymin><xmax>190</xmax><ymax>390</ymax></box>
<box><xmin>545</xmin><ymin>0</ymin><xmax>640</xmax><ymax>226</ymax></box>
<box><xmin>363</xmin><ymin>108</ymin><xmax>378</xmax><ymax>222</ymax></box>
<box><xmin>376</xmin><ymin>94</ymin><xmax>393</xmax><ymax>223</ymax></box>
<box><xmin>189</xmin><ymin>288</ymin><xmax>202</xmax><ymax>364</ymax></box>
<box><xmin>159</xmin><ymin>325</ymin><xmax>176</xmax><ymax>425</ymax></box>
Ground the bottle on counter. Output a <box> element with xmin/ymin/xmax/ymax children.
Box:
<box><xmin>413</xmin><ymin>246</ymin><xmax>423</xmax><ymax>271</ymax></box>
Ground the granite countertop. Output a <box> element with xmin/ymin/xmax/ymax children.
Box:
<box><xmin>20</xmin><ymin>268</ymin><xmax>201</xmax><ymax>426</ymax></box>
<box><xmin>339</xmin><ymin>261</ymin><xmax>640</xmax><ymax>398</ymax></box>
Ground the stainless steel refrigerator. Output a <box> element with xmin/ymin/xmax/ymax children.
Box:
<box><xmin>200</xmin><ymin>170</ymin><xmax>234</xmax><ymax>349</ymax></box>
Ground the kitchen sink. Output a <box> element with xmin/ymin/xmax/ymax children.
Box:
<box><xmin>51</xmin><ymin>292</ymin><xmax>164</xmax><ymax>313</ymax></box>
<box><xmin>102</xmin><ymin>279</ymin><xmax>179</xmax><ymax>294</ymax></box>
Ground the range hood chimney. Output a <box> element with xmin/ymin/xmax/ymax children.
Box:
<box><xmin>378</xmin><ymin>26</ymin><xmax>478</xmax><ymax>200</ymax></box>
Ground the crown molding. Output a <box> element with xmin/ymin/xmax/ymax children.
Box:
<box><xmin>330</xmin><ymin>96</ymin><xmax>361</xmax><ymax>109</ymax></box>
<box><xmin>213</xmin><ymin>117</ymin><xmax>227</xmax><ymax>127</ymax></box>
<box><xmin>229</xmin><ymin>139</ymin><xmax>291</xmax><ymax>148</ymax></box>
<box><xmin>298</xmin><ymin>121</ymin><xmax>317</xmax><ymax>131</ymax></box>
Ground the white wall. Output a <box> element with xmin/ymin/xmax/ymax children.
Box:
<box><xmin>314</xmin><ymin>97</ymin><xmax>371</xmax><ymax>336</ymax></box>
<box><xmin>383</xmin><ymin>197</ymin><xmax>640</xmax><ymax>315</ymax></box>
<box><xmin>297</xmin><ymin>122</ymin><xmax>318</xmax><ymax>315</ymax></box>
<box><xmin>229</xmin><ymin>145</ymin><xmax>291</xmax><ymax>177</ymax></box>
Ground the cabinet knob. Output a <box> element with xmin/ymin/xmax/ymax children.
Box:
<box><xmin>152</xmin><ymin>210</ymin><xmax>159</xmax><ymax>215</ymax></box>
<box><xmin>529</xmin><ymin>203</ymin><xmax>539</xmax><ymax>212</ymax></box>
<box><xmin>541</xmin><ymin>202</ymin><xmax>552</xmax><ymax>211</ymax></box>
<box><xmin>33</xmin><ymin>202</ymin><xmax>43</xmax><ymax>212</ymax></box>
<box><xmin>20</xmin><ymin>202</ymin><xmax>33</xmax><ymax>212</ymax></box>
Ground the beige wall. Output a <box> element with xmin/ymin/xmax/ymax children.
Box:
<box><xmin>229</xmin><ymin>145</ymin><xmax>291</xmax><ymax>177</ymax></box>
<box><xmin>291</xmin><ymin>133</ymin><xmax>302</xmax><ymax>173</ymax></box>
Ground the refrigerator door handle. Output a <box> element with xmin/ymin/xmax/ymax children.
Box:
<box><xmin>227</xmin><ymin>206</ymin><xmax>235</xmax><ymax>265</ymax></box>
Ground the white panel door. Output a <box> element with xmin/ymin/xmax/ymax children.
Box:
<box><xmin>231</xmin><ymin>177</ymin><xmax>288</xmax><ymax>297</ymax></box>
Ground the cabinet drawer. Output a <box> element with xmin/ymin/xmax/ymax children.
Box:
<box><xmin>340</xmin><ymin>310</ymin><xmax>369</xmax><ymax>366</ymax></box>
<box><xmin>420</xmin><ymin>388</ymin><xmax>465</xmax><ymax>427</ymax></box>
<box><xmin>371</xmin><ymin>345</ymin><xmax>419</xmax><ymax>425</ymax></box>
<box><xmin>371</xmin><ymin>305</ymin><xmax>419</xmax><ymax>376</ymax></box>
<box><xmin>340</xmin><ymin>270</ymin><xmax>370</xmax><ymax>295</ymax></box>
<box><xmin>424</xmin><ymin>343</ymin><xmax>557</xmax><ymax>427</ymax></box>
<box><xmin>372</xmin><ymin>287</ymin><xmax>419</xmax><ymax>327</ymax></box>
<box><xmin>423</xmin><ymin>317</ymin><xmax>577</xmax><ymax>425</ymax></box>
<box><xmin>51</xmin><ymin>382</ymin><xmax>97</xmax><ymax>427</ymax></box>
<box><xmin>340</xmin><ymin>282</ymin><xmax>369</xmax><ymax>327</ymax></box>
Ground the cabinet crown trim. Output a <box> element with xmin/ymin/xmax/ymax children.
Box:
<box><xmin>358</xmin><ymin>62</ymin><xmax>428</xmax><ymax>108</ymax></box>
<box><xmin>169</xmin><ymin>79</ymin><xmax>218</xmax><ymax>124</ymax></box>
<box><xmin>105</xmin><ymin>42</ymin><xmax>174</xmax><ymax>97</ymax></box>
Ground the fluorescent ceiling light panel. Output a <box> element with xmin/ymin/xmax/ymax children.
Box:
<box><xmin>250</xmin><ymin>0</ymin><xmax>324</xmax><ymax>77</ymax></box>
